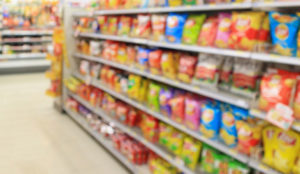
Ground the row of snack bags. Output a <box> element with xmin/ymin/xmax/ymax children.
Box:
<box><xmin>76</xmin><ymin>11</ymin><xmax>300</xmax><ymax>57</ymax></box>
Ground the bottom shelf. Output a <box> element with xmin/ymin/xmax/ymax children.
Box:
<box><xmin>64</xmin><ymin>108</ymin><xmax>149</xmax><ymax>174</ymax></box>
<box><xmin>0</xmin><ymin>59</ymin><xmax>50</xmax><ymax>73</ymax></box>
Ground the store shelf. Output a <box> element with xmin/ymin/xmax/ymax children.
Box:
<box><xmin>0</xmin><ymin>59</ymin><xmax>50</xmax><ymax>69</ymax></box>
<box><xmin>0</xmin><ymin>53</ymin><xmax>46</xmax><ymax>60</ymax></box>
<box><xmin>73</xmin><ymin>72</ymin><xmax>250</xmax><ymax>164</ymax></box>
<box><xmin>253</xmin><ymin>1</ymin><xmax>300</xmax><ymax>8</ymax></box>
<box><xmin>250</xmin><ymin>109</ymin><xmax>300</xmax><ymax>132</ymax></box>
<box><xmin>68</xmin><ymin>92</ymin><xmax>196</xmax><ymax>174</ymax></box>
<box><xmin>2</xmin><ymin>39</ymin><xmax>52</xmax><ymax>44</ymax></box>
<box><xmin>74</xmin><ymin>53</ymin><xmax>251</xmax><ymax>109</ymax></box>
<box><xmin>64</xmin><ymin>108</ymin><xmax>140</xmax><ymax>174</ymax></box>
<box><xmin>251</xmin><ymin>53</ymin><xmax>300</xmax><ymax>66</ymax></box>
<box><xmin>1</xmin><ymin>30</ymin><xmax>53</xmax><ymax>36</ymax></box>
<box><xmin>249</xmin><ymin>159</ymin><xmax>283</xmax><ymax>174</ymax></box>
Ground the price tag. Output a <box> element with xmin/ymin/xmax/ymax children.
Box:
<box><xmin>266</xmin><ymin>103</ymin><xmax>294</xmax><ymax>130</ymax></box>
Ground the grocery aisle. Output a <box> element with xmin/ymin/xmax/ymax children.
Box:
<box><xmin>0</xmin><ymin>73</ymin><xmax>128</xmax><ymax>174</ymax></box>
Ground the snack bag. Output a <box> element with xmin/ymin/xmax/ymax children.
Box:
<box><xmin>130</xmin><ymin>17</ymin><xmax>139</xmax><ymax>37</ymax></box>
<box><xmin>214</xmin><ymin>154</ymin><xmax>230</xmax><ymax>174</ymax></box>
<box><xmin>117</xmin><ymin>44</ymin><xmax>128</xmax><ymax>64</ymax></box>
<box><xmin>149</xmin><ymin>49</ymin><xmax>163</xmax><ymax>75</ymax></box>
<box><xmin>200</xmin><ymin>104</ymin><xmax>222</xmax><ymax>139</ymax></box>
<box><xmin>258</xmin><ymin>69</ymin><xmax>297</xmax><ymax>112</ymax></box>
<box><xmin>220</xmin><ymin>108</ymin><xmax>238</xmax><ymax>147</ymax></box>
<box><xmin>169</xmin><ymin>92</ymin><xmax>186</xmax><ymax>123</ymax></box>
<box><xmin>137</xmin><ymin>15</ymin><xmax>151</xmax><ymax>39</ymax></box>
<box><xmin>107</xmin><ymin>16</ymin><xmax>120</xmax><ymax>35</ymax></box>
<box><xmin>294</xmin><ymin>82</ymin><xmax>300</xmax><ymax>120</ymax></box>
<box><xmin>161</xmin><ymin>51</ymin><xmax>180</xmax><ymax>80</ymax></box>
<box><xmin>159</xmin><ymin>87</ymin><xmax>174</xmax><ymax>117</ymax></box>
<box><xmin>193</xmin><ymin>54</ymin><xmax>224</xmax><ymax>87</ymax></box>
<box><xmin>219</xmin><ymin>58</ymin><xmax>234</xmax><ymax>90</ymax></box>
<box><xmin>107</xmin><ymin>0</ymin><xmax>121</xmax><ymax>9</ymax></box>
<box><xmin>177</xmin><ymin>54</ymin><xmax>198</xmax><ymax>83</ymax></box>
<box><xmin>168</xmin><ymin>0</ymin><xmax>182</xmax><ymax>6</ymax></box>
<box><xmin>198</xmin><ymin>16</ymin><xmax>219</xmax><ymax>47</ymax></box>
<box><xmin>118</xmin><ymin>16</ymin><xmax>132</xmax><ymax>36</ymax></box>
<box><xmin>116</xmin><ymin>103</ymin><xmax>130</xmax><ymax>123</ymax></box>
<box><xmin>127</xmin><ymin>46</ymin><xmax>137</xmax><ymax>65</ymax></box>
<box><xmin>182</xmin><ymin>14</ymin><xmax>206</xmax><ymax>45</ymax></box>
<box><xmin>79</xmin><ymin>60</ymin><xmax>90</xmax><ymax>76</ymax></box>
<box><xmin>151</xmin><ymin>15</ymin><xmax>167</xmax><ymax>42</ymax></box>
<box><xmin>132</xmin><ymin>0</ymin><xmax>141</xmax><ymax>8</ymax></box>
<box><xmin>293</xmin><ymin>155</ymin><xmax>300</xmax><ymax>174</ymax></box>
<box><xmin>273</xmin><ymin>129</ymin><xmax>300</xmax><ymax>174</ymax></box>
<box><xmin>136</xmin><ymin>47</ymin><xmax>151</xmax><ymax>71</ymax></box>
<box><xmin>215</xmin><ymin>13</ymin><xmax>232</xmax><ymax>49</ymax></box>
<box><xmin>181</xmin><ymin>137</ymin><xmax>202</xmax><ymax>170</ymax></box>
<box><xmin>140</xmin><ymin>0</ymin><xmax>150</xmax><ymax>8</ymax></box>
<box><xmin>269</xmin><ymin>12</ymin><xmax>300</xmax><ymax>57</ymax></box>
<box><xmin>138</xmin><ymin>78</ymin><xmax>149</xmax><ymax>103</ymax></box>
<box><xmin>229</xmin><ymin>12</ymin><xmax>264</xmax><ymax>51</ymax></box>
<box><xmin>257</xmin><ymin>15</ymin><xmax>270</xmax><ymax>52</ymax></box>
<box><xmin>168</xmin><ymin>130</ymin><xmax>185</xmax><ymax>155</ymax></box>
<box><xmin>185</xmin><ymin>96</ymin><xmax>201</xmax><ymax>130</ymax></box>
<box><xmin>183</xmin><ymin>0</ymin><xmax>203</xmax><ymax>5</ymax></box>
<box><xmin>89</xmin><ymin>41</ymin><xmax>102</xmax><ymax>56</ymax></box>
<box><xmin>148</xmin><ymin>83</ymin><xmax>161</xmax><ymax>112</ymax></box>
<box><xmin>128</xmin><ymin>74</ymin><xmax>141</xmax><ymax>100</ymax></box>
<box><xmin>98</xmin><ymin>16</ymin><xmax>108</xmax><ymax>34</ymax></box>
<box><xmin>228</xmin><ymin>161</ymin><xmax>250</xmax><ymax>174</ymax></box>
<box><xmin>166</xmin><ymin>13</ymin><xmax>188</xmax><ymax>43</ymax></box>
<box><xmin>201</xmin><ymin>145</ymin><xmax>217</xmax><ymax>173</ymax></box>
<box><xmin>159</xmin><ymin>122</ymin><xmax>173</xmax><ymax>147</ymax></box>
<box><xmin>262</xmin><ymin>126</ymin><xmax>277</xmax><ymax>167</ymax></box>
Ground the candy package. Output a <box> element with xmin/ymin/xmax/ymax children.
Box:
<box><xmin>149</xmin><ymin>49</ymin><xmax>163</xmax><ymax>75</ymax></box>
<box><xmin>161</xmin><ymin>51</ymin><xmax>180</xmax><ymax>80</ymax></box>
<box><xmin>137</xmin><ymin>47</ymin><xmax>151</xmax><ymax>71</ymax></box>
<box><xmin>177</xmin><ymin>54</ymin><xmax>198</xmax><ymax>83</ymax></box>
<box><xmin>137</xmin><ymin>15</ymin><xmax>151</xmax><ymax>39</ymax></box>
<box><xmin>198</xmin><ymin>16</ymin><xmax>219</xmax><ymax>47</ymax></box>
<box><xmin>151</xmin><ymin>15</ymin><xmax>167</xmax><ymax>42</ymax></box>
<box><xmin>182</xmin><ymin>14</ymin><xmax>206</xmax><ymax>45</ymax></box>
<box><xmin>148</xmin><ymin>82</ymin><xmax>162</xmax><ymax>112</ymax></box>
<box><xmin>168</xmin><ymin>0</ymin><xmax>182</xmax><ymax>6</ymax></box>
<box><xmin>181</xmin><ymin>137</ymin><xmax>202</xmax><ymax>170</ymax></box>
<box><xmin>184</xmin><ymin>96</ymin><xmax>202</xmax><ymax>130</ymax></box>
<box><xmin>200</xmin><ymin>104</ymin><xmax>222</xmax><ymax>139</ymax></box>
<box><xmin>118</xmin><ymin>16</ymin><xmax>132</xmax><ymax>36</ymax></box>
<box><xmin>107</xmin><ymin>16</ymin><xmax>120</xmax><ymax>35</ymax></box>
<box><xmin>219</xmin><ymin>58</ymin><xmax>234</xmax><ymax>90</ymax></box>
<box><xmin>166</xmin><ymin>13</ymin><xmax>188</xmax><ymax>43</ymax></box>
<box><xmin>159</xmin><ymin>87</ymin><xmax>174</xmax><ymax>117</ymax></box>
<box><xmin>269</xmin><ymin>12</ymin><xmax>300</xmax><ymax>57</ymax></box>
<box><xmin>169</xmin><ymin>92</ymin><xmax>186</xmax><ymax>123</ymax></box>
<box><xmin>229</xmin><ymin>12</ymin><xmax>264</xmax><ymax>51</ymax></box>
<box><xmin>215</xmin><ymin>13</ymin><xmax>232</xmax><ymax>49</ymax></box>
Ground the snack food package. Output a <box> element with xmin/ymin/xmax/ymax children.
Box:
<box><xmin>293</xmin><ymin>155</ymin><xmax>300</xmax><ymax>174</ymax></box>
<box><xmin>258</xmin><ymin>69</ymin><xmax>297</xmax><ymax>112</ymax></box>
<box><xmin>214</xmin><ymin>154</ymin><xmax>230</xmax><ymax>174</ymax></box>
<box><xmin>148</xmin><ymin>0</ymin><xmax>167</xmax><ymax>7</ymax></box>
<box><xmin>148</xmin><ymin>82</ymin><xmax>162</xmax><ymax>112</ymax></box>
<box><xmin>151</xmin><ymin>15</ymin><xmax>167</xmax><ymax>42</ymax></box>
<box><xmin>107</xmin><ymin>0</ymin><xmax>121</xmax><ymax>9</ymax></box>
<box><xmin>269</xmin><ymin>12</ymin><xmax>300</xmax><ymax>57</ymax></box>
<box><xmin>130</xmin><ymin>17</ymin><xmax>139</xmax><ymax>37</ymax></box>
<box><xmin>228</xmin><ymin>161</ymin><xmax>250</xmax><ymax>174</ymax></box>
<box><xmin>184</xmin><ymin>96</ymin><xmax>202</xmax><ymax>130</ymax></box>
<box><xmin>90</xmin><ymin>63</ymin><xmax>101</xmax><ymax>79</ymax></box>
<box><xmin>140</xmin><ymin>0</ymin><xmax>150</xmax><ymax>8</ymax></box>
<box><xmin>183</xmin><ymin>0</ymin><xmax>203</xmax><ymax>5</ymax></box>
<box><xmin>137</xmin><ymin>47</ymin><xmax>151</xmax><ymax>71</ymax></box>
<box><xmin>262</xmin><ymin>126</ymin><xmax>277</xmax><ymax>167</ymax></box>
<box><xmin>159</xmin><ymin>122</ymin><xmax>173</xmax><ymax>147</ymax></box>
<box><xmin>166</xmin><ymin>13</ymin><xmax>188</xmax><ymax>43</ymax></box>
<box><xmin>198</xmin><ymin>16</ymin><xmax>219</xmax><ymax>47</ymax></box>
<box><xmin>89</xmin><ymin>41</ymin><xmax>102</xmax><ymax>56</ymax></box>
<box><xmin>128</xmin><ymin>74</ymin><xmax>142</xmax><ymax>100</ymax></box>
<box><xmin>177</xmin><ymin>54</ymin><xmax>198</xmax><ymax>83</ymax></box>
<box><xmin>107</xmin><ymin>16</ymin><xmax>120</xmax><ymax>35</ymax></box>
<box><xmin>80</xmin><ymin>60</ymin><xmax>90</xmax><ymax>76</ymax></box>
<box><xmin>98</xmin><ymin>16</ymin><xmax>108</xmax><ymax>34</ymax></box>
<box><xmin>200</xmin><ymin>104</ymin><xmax>222</xmax><ymax>139</ymax></box>
<box><xmin>117</xmin><ymin>43</ymin><xmax>128</xmax><ymax>64</ymax></box>
<box><xmin>219</xmin><ymin>58</ymin><xmax>234</xmax><ymax>90</ymax></box>
<box><xmin>116</xmin><ymin>103</ymin><xmax>130</xmax><ymax>123</ymax></box>
<box><xmin>215</xmin><ymin>13</ymin><xmax>232</xmax><ymax>49</ymax></box>
<box><xmin>257</xmin><ymin>14</ymin><xmax>270</xmax><ymax>51</ymax></box>
<box><xmin>181</xmin><ymin>137</ymin><xmax>202</xmax><ymax>170</ymax></box>
<box><xmin>127</xmin><ymin>46</ymin><xmax>137</xmax><ymax>65</ymax></box>
<box><xmin>200</xmin><ymin>145</ymin><xmax>217</xmax><ymax>173</ymax></box>
<box><xmin>182</xmin><ymin>14</ymin><xmax>206</xmax><ymax>45</ymax></box>
<box><xmin>169</xmin><ymin>92</ymin><xmax>186</xmax><ymax>124</ymax></box>
<box><xmin>149</xmin><ymin>49</ymin><xmax>163</xmax><ymax>75</ymax></box>
<box><xmin>118</xmin><ymin>16</ymin><xmax>132</xmax><ymax>36</ymax></box>
<box><xmin>168</xmin><ymin>130</ymin><xmax>185</xmax><ymax>155</ymax></box>
<box><xmin>132</xmin><ymin>0</ymin><xmax>142</xmax><ymax>8</ymax></box>
<box><xmin>219</xmin><ymin>108</ymin><xmax>238</xmax><ymax>147</ymax></box>
<box><xmin>294</xmin><ymin>82</ymin><xmax>300</xmax><ymax>120</ymax></box>
<box><xmin>229</xmin><ymin>12</ymin><xmax>265</xmax><ymax>51</ymax></box>
<box><xmin>138</xmin><ymin>78</ymin><xmax>149</xmax><ymax>103</ymax></box>
<box><xmin>161</xmin><ymin>51</ymin><xmax>180</xmax><ymax>80</ymax></box>
<box><xmin>159</xmin><ymin>87</ymin><xmax>174</xmax><ymax>117</ymax></box>
<box><xmin>168</xmin><ymin>0</ymin><xmax>182</xmax><ymax>6</ymax></box>
<box><xmin>137</xmin><ymin>15</ymin><xmax>151</xmax><ymax>39</ymax></box>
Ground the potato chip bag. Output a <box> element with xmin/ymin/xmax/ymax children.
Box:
<box><xmin>149</xmin><ymin>49</ymin><xmax>163</xmax><ymax>75</ymax></box>
<box><xmin>137</xmin><ymin>15</ymin><xmax>151</xmax><ymax>39</ymax></box>
<box><xmin>262</xmin><ymin>126</ymin><xmax>277</xmax><ymax>167</ymax></box>
<box><xmin>107</xmin><ymin>0</ymin><xmax>121</xmax><ymax>9</ymax></box>
<box><xmin>159</xmin><ymin>87</ymin><xmax>174</xmax><ymax>117</ymax></box>
<box><xmin>166</xmin><ymin>13</ymin><xmax>188</xmax><ymax>43</ymax></box>
<box><xmin>177</xmin><ymin>54</ymin><xmax>198</xmax><ymax>83</ymax></box>
<box><xmin>182</xmin><ymin>14</ymin><xmax>206</xmax><ymax>45</ymax></box>
<box><xmin>148</xmin><ymin>82</ymin><xmax>161</xmax><ymax>112</ymax></box>
<box><xmin>132</xmin><ymin>0</ymin><xmax>141</xmax><ymax>8</ymax></box>
<box><xmin>228</xmin><ymin>161</ymin><xmax>250</xmax><ymax>174</ymax></box>
<box><xmin>141</xmin><ymin>0</ymin><xmax>150</xmax><ymax>8</ymax></box>
<box><xmin>107</xmin><ymin>16</ymin><xmax>120</xmax><ymax>35</ymax></box>
<box><xmin>127</xmin><ymin>46</ymin><xmax>137</xmax><ymax>65</ymax></box>
<box><xmin>293</xmin><ymin>155</ymin><xmax>300</xmax><ymax>174</ymax></box>
<box><xmin>229</xmin><ymin>12</ymin><xmax>264</xmax><ymax>51</ymax></box>
<box><xmin>168</xmin><ymin>130</ymin><xmax>185</xmax><ymax>155</ymax></box>
<box><xmin>138</xmin><ymin>78</ymin><xmax>149</xmax><ymax>103</ymax></box>
<box><xmin>183</xmin><ymin>0</ymin><xmax>203</xmax><ymax>5</ymax></box>
<box><xmin>151</xmin><ymin>15</ymin><xmax>167</xmax><ymax>42</ymax></box>
<box><xmin>130</xmin><ymin>17</ymin><xmax>139</xmax><ymax>37</ymax></box>
<box><xmin>219</xmin><ymin>58</ymin><xmax>234</xmax><ymax>90</ymax></box>
<box><xmin>269</xmin><ymin>12</ymin><xmax>300</xmax><ymax>57</ymax></box>
<box><xmin>181</xmin><ymin>137</ymin><xmax>202</xmax><ymax>170</ymax></box>
<box><xmin>168</xmin><ymin>0</ymin><xmax>182</xmax><ymax>6</ymax></box>
<box><xmin>117</xmin><ymin>44</ymin><xmax>128</xmax><ymax>64</ymax></box>
<box><xmin>98</xmin><ymin>16</ymin><xmax>108</xmax><ymax>34</ymax></box>
<box><xmin>159</xmin><ymin>122</ymin><xmax>173</xmax><ymax>147</ymax></box>
<box><xmin>137</xmin><ymin>47</ymin><xmax>151</xmax><ymax>71</ymax></box>
<box><xmin>215</xmin><ymin>13</ymin><xmax>232</xmax><ymax>49</ymax></box>
<box><xmin>259</xmin><ymin>69</ymin><xmax>297</xmax><ymax>112</ymax></box>
<box><xmin>118</xmin><ymin>16</ymin><xmax>132</xmax><ymax>36</ymax></box>
<box><xmin>220</xmin><ymin>108</ymin><xmax>238</xmax><ymax>147</ymax></box>
<box><xmin>200</xmin><ymin>104</ymin><xmax>222</xmax><ymax>139</ymax></box>
<box><xmin>257</xmin><ymin>15</ymin><xmax>270</xmax><ymax>51</ymax></box>
<box><xmin>294</xmin><ymin>82</ymin><xmax>300</xmax><ymax>120</ymax></box>
<box><xmin>214</xmin><ymin>154</ymin><xmax>230</xmax><ymax>174</ymax></box>
<box><xmin>128</xmin><ymin>74</ymin><xmax>141</xmax><ymax>100</ymax></box>
<box><xmin>198</xmin><ymin>16</ymin><xmax>219</xmax><ymax>47</ymax></box>
<box><xmin>297</xmin><ymin>13</ymin><xmax>300</xmax><ymax>58</ymax></box>
<box><xmin>148</xmin><ymin>0</ymin><xmax>167</xmax><ymax>7</ymax></box>
<box><xmin>185</xmin><ymin>96</ymin><xmax>201</xmax><ymax>130</ymax></box>
<box><xmin>169</xmin><ymin>92</ymin><xmax>186</xmax><ymax>124</ymax></box>
<box><xmin>201</xmin><ymin>145</ymin><xmax>217</xmax><ymax>173</ymax></box>
<box><xmin>161</xmin><ymin>51</ymin><xmax>179</xmax><ymax>80</ymax></box>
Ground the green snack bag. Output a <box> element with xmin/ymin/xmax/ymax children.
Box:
<box><xmin>228</xmin><ymin>161</ymin><xmax>250</xmax><ymax>174</ymax></box>
<box><xmin>147</xmin><ymin>82</ymin><xmax>161</xmax><ymax>112</ymax></box>
<box><xmin>214</xmin><ymin>154</ymin><xmax>230</xmax><ymax>174</ymax></box>
<box><xmin>183</xmin><ymin>0</ymin><xmax>203</xmax><ymax>5</ymax></box>
<box><xmin>200</xmin><ymin>145</ymin><xmax>217</xmax><ymax>173</ymax></box>
<box><xmin>182</xmin><ymin>14</ymin><xmax>206</xmax><ymax>45</ymax></box>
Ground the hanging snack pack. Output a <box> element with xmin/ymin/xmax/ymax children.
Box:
<box><xmin>181</xmin><ymin>137</ymin><xmax>202</xmax><ymax>170</ymax></box>
<box><xmin>177</xmin><ymin>54</ymin><xmax>198</xmax><ymax>83</ymax></box>
<box><xmin>182</xmin><ymin>14</ymin><xmax>206</xmax><ymax>45</ymax></box>
<box><xmin>200</xmin><ymin>104</ymin><xmax>222</xmax><ymax>139</ymax></box>
<box><xmin>269</xmin><ymin>12</ymin><xmax>300</xmax><ymax>57</ymax></box>
<box><xmin>215</xmin><ymin>13</ymin><xmax>232</xmax><ymax>49</ymax></box>
<box><xmin>151</xmin><ymin>15</ymin><xmax>167</xmax><ymax>42</ymax></box>
<box><xmin>198</xmin><ymin>16</ymin><xmax>219</xmax><ymax>47</ymax></box>
<box><xmin>159</xmin><ymin>87</ymin><xmax>174</xmax><ymax>117</ymax></box>
<box><xmin>166</xmin><ymin>13</ymin><xmax>188</xmax><ymax>43</ymax></box>
<box><xmin>149</xmin><ymin>49</ymin><xmax>163</xmax><ymax>75</ymax></box>
<box><xmin>118</xmin><ymin>16</ymin><xmax>132</xmax><ymax>36</ymax></box>
<box><xmin>137</xmin><ymin>15</ymin><xmax>152</xmax><ymax>38</ymax></box>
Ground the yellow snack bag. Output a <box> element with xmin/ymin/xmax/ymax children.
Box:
<box><xmin>137</xmin><ymin>78</ymin><xmax>149</xmax><ymax>103</ymax></box>
<box><xmin>161</xmin><ymin>52</ymin><xmax>179</xmax><ymax>80</ymax></box>
<box><xmin>168</xmin><ymin>0</ymin><xmax>182</xmax><ymax>7</ymax></box>
<box><xmin>273</xmin><ymin>129</ymin><xmax>300</xmax><ymax>174</ymax></box>
<box><xmin>262</xmin><ymin>126</ymin><xmax>277</xmax><ymax>167</ymax></box>
<box><xmin>117</xmin><ymin>44</ymin><xmax>128</xmax><ymax>64</ymax></box>
<box><xmin>128</xmin><ymin>74</ymin><xmax>141</xmax><ymax>100</ymax></box>
<box><xmin>293</xmin><ymin>155</ymin><xmax>300</xmax><ymax>174</ymax></box>
<box><xmin>181</xmin><ymin>137</ymin><xmax>202</xmax><ymax>170</ymax></box>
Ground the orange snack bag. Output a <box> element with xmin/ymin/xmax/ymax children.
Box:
<box><xmin>107</xmin><ymin>16</ymin><xmax>120</xmax><ymax>35</ymax></box>
<box><xmin>198</xmin><ymin>16</ymin><xmax>219</xmax><ymax>47</ymax></box>
<box><xmin>293</xmin><ymin>81</ymin><xmax>300</xmax><ymax>120</ymax></box>
<box><xmin>149</xmin><ymin>49</ymin><xmax>163</xmax><ymax>75</ymax></box>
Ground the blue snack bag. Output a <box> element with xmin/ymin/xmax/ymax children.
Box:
<box><xmin>200</xmin><ymin>104</ymin><xmax>222</xmax><ymax>139</ymax></box>
<box><xmin>219</xmin><ymin>105</ymin><xmax>238</xmax><ymax>147</ymax></box>
<box><xmin>137</xmin><ymin>47</ymin><xmax>151</xmax><ymax>70</ymax></box>
<box><xmin>166</xmin><ymin>13</ymin><xmax>188</xmax><ymax>44</ymax></box>
<box><xmin>269</xmin><ymin>11</ymin><xmax>300</xmax><ymax>57</ymax></box>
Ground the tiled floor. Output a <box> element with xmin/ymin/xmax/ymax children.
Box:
<box><xmin>0</xmin><ymin>73</ymin><xmax>128</xmax><ymax>174</ymax></box>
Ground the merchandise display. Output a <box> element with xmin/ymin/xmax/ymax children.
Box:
<box><xmin>62</xmin><ymin>1</ymin><xmax>300</xmax><ymax>174</ymax></box>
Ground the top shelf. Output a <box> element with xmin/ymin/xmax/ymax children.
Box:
<box><xmin>1</xmin><ymin>30</ymin><xmax>53</xmax><ymax>36</ymax></box>
<box><xmin>74</xmin><ymin>1</ymin><xmax>300</xmax><ymax>16</ymax></box>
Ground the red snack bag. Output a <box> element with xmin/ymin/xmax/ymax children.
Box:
<box><xmin>198</xmin><ymin>16</ymin><xmax>219</xmax><ymax>47</ymax></box>
<box><xmin>127</xmin><ymin>46</ymin><xmax>137</xmax><ymax>65</ymax></box>
<box><xmin>107</xmin><ymin>16</ymin><xmax>120</xmax><ymax>35</ymax></box>
<box><xmin>151</xmin><ymin>14</ymin><xmax>167</xmax><ymax>42</ymax></box>
<box><xmin>177</xmin><ymin>54</ymin><xmax>198</xmax><ymax>83</ymax></box>
<box><xmin>127</xmin><ymin>108</ymin><xmax>139</xmax><ymax>127</ymax></box>
<box><xmin>294</xmin><ymin>82</ymin><xmax>300</xmax><ymax>120</ymax></box>
<box><xmin>259</xmin><ymin>69</ymin><xmax>297</xmax><ymax>112</ymax></box>
<box><xmin>149</xmin><ymin>49</ymin><xmax>163</xmax><ymax>75</ymax></box>
<box><xmin>109</xmin><ymin>42</ymin><xmax>119</xmax><ymax>61</ymax></box>
<box><xmin>169</xmin><ymin>93</ymin><xmax>186</xmax><ymax>123</ymax></box>
<box><xmin>116</xmin><ymin>103</ymin><xmax>130</xmax><ymax>123</ymax></box>
<box><xmin>137</xmin><ymin>15</ymin><xmax>151</xmax><ymax>39</ymax></box>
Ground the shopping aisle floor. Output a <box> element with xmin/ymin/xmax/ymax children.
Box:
<box><xmin>0</xmin><ymin>73</ymin><xmax>129</xmax><ymax>174</ymax></box>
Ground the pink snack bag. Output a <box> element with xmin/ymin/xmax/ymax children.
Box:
<box><xmin>184</xmin><ymin>96</ymin><xmax>202</xmax><ymax>130</ymax></box>
<box><xmin>215</xmin><ymin>13</ymin><xmax>232</xmax><ymax>49</ymax></box>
